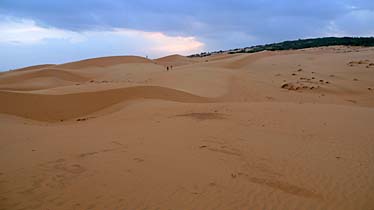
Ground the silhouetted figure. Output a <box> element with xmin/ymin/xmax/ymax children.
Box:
<box><xmin>166</xmin><ymin>66</ymin><xmax>169</xmax><ymax>71</ymax></box>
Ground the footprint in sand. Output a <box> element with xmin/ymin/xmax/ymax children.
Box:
<box><xmin>133</xmin><ymin>158</ymin><xmax>145</xmax><ymax>162</ymax></box>
<box><xmin>234</xmin><ymin>172</ymin><xmax>322</xmax><ymax>199</ymax></box>
<box><xmin>175</xmin><ymin>112</ymin><xmax>226</xmax><ymax>120</ymax></box>
<box><xmin>58</xmin><ymin>164</ymin><xmax>85</xmax><ymax>174</ymax></box>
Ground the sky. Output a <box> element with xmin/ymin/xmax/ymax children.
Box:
<box><xmin>0</xmin><ymin>0</ymin><xmax>374</xmax><ymax>70</ymax></box>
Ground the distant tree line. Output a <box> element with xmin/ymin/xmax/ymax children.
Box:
<box><xmin>188</xmin><ymin>37</ymin><xmax>374</xmax><ymax>57</ymax></box>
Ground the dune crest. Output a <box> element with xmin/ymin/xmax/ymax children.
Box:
<box><xmin>57</xmin><ymin>56</ymin><xmax>153</xmax><ymax>69</ymax></box>
<box><xmin>222</xmin><ymin>51</ymin><xmax>275</xmax><ymax>69</ymax></box>
<box><xmin>0</xmin><ymin>69</ymin><xmax>89</xmax><ymax>91</ymax></box>
<box><xmin>154</xmin><ymin>54</ymin><xmax>198</xmax><ymax>66</ymax></box>
<box><xmin>0</xmin><ymin>86</ymin><xmax>214</xmax><ymax>122</ymax></box>
<box><xmin>9</xmin><ymin>64</ymin><xmax>56</xmax><ymax>72</ymax></box>
<box><xmin>0</xmin><ymin>69</ymin><xmax>88</xmax><ymax>84</ymax></box>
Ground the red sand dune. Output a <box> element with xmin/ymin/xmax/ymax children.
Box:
<box><xmin>1</xmin><ymin>46</ymin><xmax>374</xmax><ymax>210</ymax></box>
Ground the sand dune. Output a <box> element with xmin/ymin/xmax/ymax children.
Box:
<box><xmin>57</xmin><ymin>56</ymin><xmax>153</xmax><ymax>69</ymax></box>
<box><xmin>7</xmin><ymin>64</ymin><xmax>56</xmax><ymax>72</ymax></box>
<box><xmin>0</xmin><ymin>86</ymin><xmax>214</xmax><ymax>121</ymax></box>
<box><xmin>0</xmin><ymin>68</ymin><xmax>88</xmax><ymax>84</ymax></box>
<box><xmin>0</xmin><ymin>46</ymin><xmax>374</xmax><ymax>210</ymax></box>
<box><xmin>154</xmin><ymin>54</ymin><xmax>199</xmax><ymax>67</ymax></box>
<box><xmin>0</xmin><ymin>69</ymin><xmax>89</xmax><ymax>91</ymax></box>
<box><xmin>221</xmin><ymin>51</ymin><xmax>276</xmax><ymax>69</ymax></box>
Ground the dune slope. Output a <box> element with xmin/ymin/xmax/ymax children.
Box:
<box><xmin>0</xmin><ymin>86</ymin><xmax>214</xmax><ymax>122</ymax></box>
<box><xmin>154</xmin><ymin>54</ymin><xmax>199</xmax><ymax>67</ymax></box>
<box><xmin>0</xmin><ymin>69</ymin><xmax>89</xmax><ymax>91</ymax></box>
<box><xmin>57</xmin><ymin>56</ymin><xmax>153</xmax><ymax>69</ymax></box>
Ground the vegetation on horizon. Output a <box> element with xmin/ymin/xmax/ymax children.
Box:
<box><xmin>188</xmin><ymin>37</ymin><xmax>374</xmax><ymax>57</ymax></box>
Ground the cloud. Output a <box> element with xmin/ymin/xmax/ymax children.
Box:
<box><xmin>1</xmin><ymin>0</ymin><xmax>373</xmax><ymax>52</ymax></box>
<box><xmin>111</xmin><ymin>29</ymin><xmax>204</xmax><ymax>55</ymax></box>
<box><xmin>0</xmin><ymin>16</ymin><xmax>204</xmax><ymax>56</ymax></box>
<box><xmin>322</xmin><ymin>9</ymin><xmax>374</xmax><ymax>37</ymax></box>
<box><xmin>334</xmin><ymin>9</ymin><xmax>374</xmax><ymax>36</ymax></box>
<box><xmin>0</xmin><ymin>17</ymin><xmax>83</xmax><ymax>44</ymax></box>
<box><xmin>0</xmin><ymin>0</ymin><xmax>373</xmax><ymax>70</ymax></box>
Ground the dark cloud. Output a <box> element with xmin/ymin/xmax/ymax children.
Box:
<box><xmin>0</xmin><ymin>0</ymin><xmax>373</xmax><ymax>50</ymax></box>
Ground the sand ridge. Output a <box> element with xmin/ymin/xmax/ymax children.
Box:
<box><xmin>57</xmin><ymin>55</ymin><xmax>153</xmax><ymax>69</ymax></box>
<box><xmin>0</xmin><ymin>86</ymin><xmax>216</xmax><ymax>122</ymax></box>
<box><xmin>3</xmin><ymin>64</ymin><xmax>56</xmax><ymax>73</ymax></box>
<box><xmin>154</xmin><ymin>54</ymin><xmax>199</xmax><ymax>67</ymax></box>
<box><xmin>0</xmin><ymin>68</ymin><xmax>88</xmax><ymax>84</ymax></box>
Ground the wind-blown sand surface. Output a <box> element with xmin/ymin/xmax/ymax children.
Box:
<box><xmin>0</xmin><ymin>46</ymin><xmax>374</xmax><ymax>210</ymax></box>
